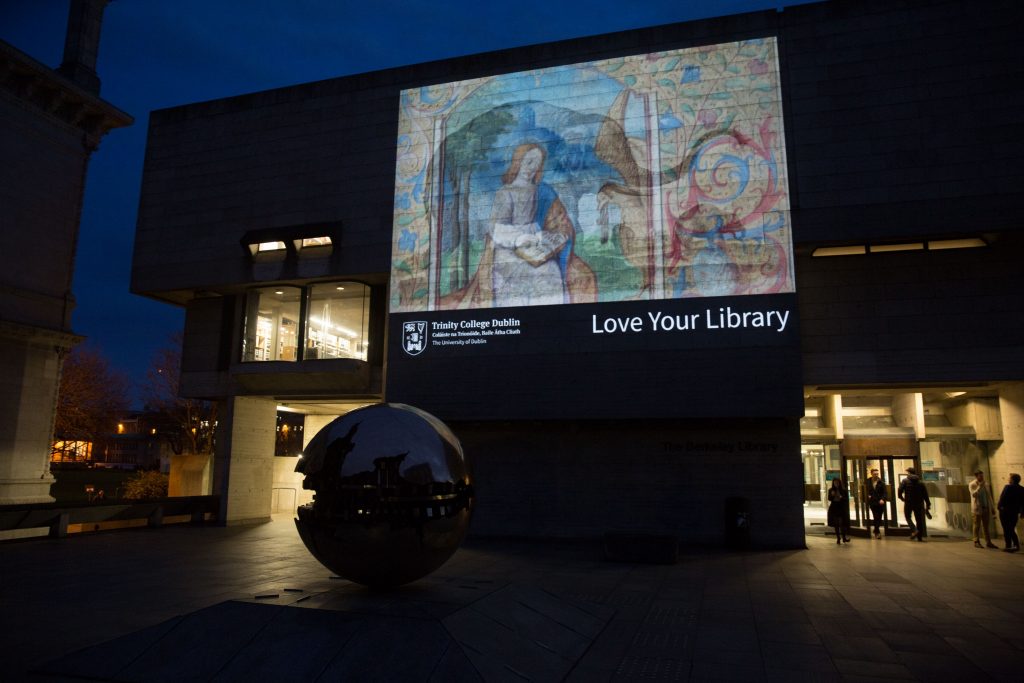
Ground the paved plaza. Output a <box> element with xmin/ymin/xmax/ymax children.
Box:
<box><xmin>1</xmin><ymin>517</ymin><xmax>1022</xmax><ymax>681</ymax></box>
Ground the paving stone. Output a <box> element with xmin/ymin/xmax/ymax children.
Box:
<box><xmin>3</xmin><ymin>520</ymin><xmax>1024</xmax><ymax>680</ymax></box>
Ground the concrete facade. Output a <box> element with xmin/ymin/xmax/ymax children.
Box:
<box><xmin>131</xmin><ymin>0</ymin><xmax>1024</xmax><ymax>546</ymax></box>
<box><xmin>214</xmin><ymin>396</ymin><xmax>277</xmax><ymax>525</ymax></box>
<box><xmin>0</xmin><ymin>2</ymin><xmax>131</xmax><ymax>504</ymax></box>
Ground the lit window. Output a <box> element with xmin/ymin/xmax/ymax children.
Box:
<box><xmin>293</xmin><ymin>235</ymin><xmax>334</xmax><ymax>257</ymax></box>
<box><xmin>928</xmin><ymin>238</ymin><xmax>986</xmax><ymax>250</ymax></box>
<box><xmin>868</xmin><ymin>243</ymin><xmax>923</xmax><ymax>253</ymax></box>
<box><xmin>304</xmin><ymin>282</ymin><xmax>370</xmax><ymax>361</ymax></box>
<box><xmin>241</xmin><ymin>286</ymin><xmax>302</xmax><ymax>362</ymax></box>
<box><xmin>811</xmin><ymin>245</ymin><xmax>866</xmax><ymax>257</ymax></box>
<box><xmin>245</xmin><ymin>240</ymin><xmax>287</xmax><ymax>256</ymax></box>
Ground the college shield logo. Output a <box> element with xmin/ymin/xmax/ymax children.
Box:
<box><xmin>402</xmin><ymin>321</ymin><xmax>428</xmax><ymax>356</ymax></box>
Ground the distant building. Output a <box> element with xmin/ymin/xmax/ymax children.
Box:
<box><xmin>101</xmin><ymin>413</ymin><xmax>174</xmax><ymax>471</ymax></box>
<box><xmin>50</xmin><ymin>412</ymin><xmax>174</xmax><ymax>472</ymax></box>
<box><xmin>0</xmin><ymin>0</ymin><xmax>131</xmax><ymax>503</ymax></box>
<box><xmin>133</xmin><ymin>0</ymin><xmax>1023</xmax><ymax>546</ymax></box>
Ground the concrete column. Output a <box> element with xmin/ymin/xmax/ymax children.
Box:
<box><xmin>992</xmin><ymin>382</ymin><xmax>1024</xmax><ymax>540</ymax></box>
<box><xmin>823</xmin><ymin>394</ymin><xmax>843</xmax><ymax>439</ymax></box>
<box><xmin>0</xmin><ymin>324</ymin><xmax>78</xmax><ymax>504</ymax></box>
<box><xmin>213</xmin><ymin>396</ymin><xmax>277</xmax><ymax>525</ymax></box>
<box><xmin>893</xmin><ymin>392</ymin><xmax>925</xmax><ymax>440</ymax></box>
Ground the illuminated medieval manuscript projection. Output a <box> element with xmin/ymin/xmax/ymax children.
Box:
<box><xmin>390</xmin><ymin>38</ymin><xmax>794</xmax><ymax>313</ymax></box>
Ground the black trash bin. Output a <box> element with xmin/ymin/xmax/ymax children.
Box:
<box><xmin>724</xmin><ymin>497</ymin><xmax>751</xmax><ymax>548</ymax></box>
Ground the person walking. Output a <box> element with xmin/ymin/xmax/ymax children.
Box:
<box><xmin>898</xmin><ymin>467</ymin><xmax>931</xmax><ymax>542</ymax></box>
<box><xmin>827</xmin><ymin>477</ymin><xmax>851</xmax><ymax>545</ymax></box>
<box><xmin>866</xmin><ymin>468</ymin><xmax>887</xmax><ymax>539</ymax></box>
<box><xmin>969</xmin><ymin>470</ymin><xmax>998</xmax><ymax>548</ymax></box>
<box><xmin>997</xmin><ymin>473</ymin><xmax>1024</xmax><ymax>552</ymax></box>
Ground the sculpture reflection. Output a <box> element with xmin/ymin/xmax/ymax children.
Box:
<box><xmin>294</xmin><ymin>403</ymin><xmax>472</xmax><ymax>587</ymax></box>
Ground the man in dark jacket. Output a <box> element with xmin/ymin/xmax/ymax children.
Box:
<box><xmin>898</xmin><ymin>467</ymin><xmax>931</xmax><ymax>541</ymax></box>
<box><xmin>997</xmin><ymin>473</ymin><xmax>1024</xmax><ymax>552</ymax></box>
<box><xmin>866</xmin><ymin>468</ymin><xmax>887</xmax><ymax>539</ymax></box>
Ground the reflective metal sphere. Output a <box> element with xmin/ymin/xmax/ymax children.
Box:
<box><xmin>294</xmin><ymin>403</ymin><xmax>473</xmax><ymax>587</ymax></box>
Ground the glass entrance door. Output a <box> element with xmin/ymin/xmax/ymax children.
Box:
<box><xmin>843</xmin><ymin>455</ymin><xmax>918</xmax><ymax>529</ymax></box>
<box><xmin>845</xmin><ymin>457</ymin><xmax>866</xmax><ymax>527</ymax></box>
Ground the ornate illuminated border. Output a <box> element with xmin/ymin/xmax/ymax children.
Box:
<box><xmin>391</xmin><ymin>37</ymin><xmax>793</xmax><ymax>313</ymax></box>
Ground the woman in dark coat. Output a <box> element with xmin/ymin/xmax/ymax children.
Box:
<box><xmin>827</xmin><ymin>478</ymin><xmax>851</xmax><ymax>544</ymax></box>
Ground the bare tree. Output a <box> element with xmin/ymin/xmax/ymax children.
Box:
<box><xmin>54</xmin><ymin>345</ymin><xmax>129</xmax><ymax>441</ymax></box>
<box><xmin>140</xmin><ymin>331</ymin><xmax>216</xmax><ymax>455</ymax></box>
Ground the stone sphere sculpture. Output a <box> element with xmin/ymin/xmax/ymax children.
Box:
<box><xmin>294</xmin><ymin>403</ymin><xmax>473</xmax><ymax>587</ymax></box>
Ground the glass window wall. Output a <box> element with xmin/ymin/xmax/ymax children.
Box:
<box><xmin>241</xmin><ymin>286</ymin><xmax>302</xmax><ymax>362</ymax></box>
<box><xmin>304</xmin><ymin>282</ymin><xmax>369</xmax><ymax>360</ymax></box>
<box><xmin>240</xmin><ymin>282</ymin><xmax>370</xmax><ymax>362</ymax></box>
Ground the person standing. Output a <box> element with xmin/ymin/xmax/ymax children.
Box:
<box><xmin>866</xmin><ymin>468</ymin><xmax>887</xmax><ymax>539</ymax></box>
<box><xmin>969</xmin><ymin>470</ymin><xmax>998</xmax><ymax>549</ymax></box>
<box><xmin>827</xmin><ymin>478</ymin><xmax>851</xmax><ymax>545</ymax></box>
<box><xmin>997</xmin><ymin>473</ymin><xmax>1024</xmax><ymax>552</ymax></box>
<box><xmin>898</xmin><ymin>467</ymin><xmax>931</xmax><ymax>542</ymax></box>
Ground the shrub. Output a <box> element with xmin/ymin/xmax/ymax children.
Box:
<box><xmin>122</xmin><ymin>470</ymin><xmax>168</xmax><ymax>500</ymax></box>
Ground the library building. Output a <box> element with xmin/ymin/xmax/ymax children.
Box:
<box><xmin>131</xmin><ymin>0</ymin><xmax>1024</xmax><ymax>547</ymax></box>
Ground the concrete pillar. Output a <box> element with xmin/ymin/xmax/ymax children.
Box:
<box><xmin>213</xmin><ymin>396</ymin><xmax>277</xmax><ymax>525</ymax></box>
<box><xmin>992</xmin><ymin>382</ymin><xmax>1024</xmax><ymax>540</ymax></box>
<box><xmin>893</xmin><ymin>392</ymin><xmax>925</xmax><ymax>440</ymax></box>
<box><xmin>0</xmin><ymin>324</ymin><xmax>78</xmax><ymax>504</ymax></box>
<box><xmin>823</xmin><ymin>394</ymin><xmax>843</xmax><ymax>439</ymax></box>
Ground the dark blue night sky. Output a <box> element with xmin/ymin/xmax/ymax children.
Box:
<box><xmin>1</xmin><ymin>0</ymin><xmax>817</xmax><ymax>404</ymax></box>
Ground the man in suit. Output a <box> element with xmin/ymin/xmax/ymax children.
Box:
<box><xmin>866</xmin><ymin>468</ymin><xmax>887</xmax><ymax>539</ymax></box>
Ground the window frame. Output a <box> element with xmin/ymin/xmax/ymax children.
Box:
<box><xmin>240</xmin><ymin>281</ymin><xmax>371</xmax><ymax>364</ymax></box>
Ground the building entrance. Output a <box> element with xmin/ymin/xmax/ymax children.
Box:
<box><xmin>842</xmin><ymin>455</ymin><xmax>916</xmax><ymax>532</ymax></box>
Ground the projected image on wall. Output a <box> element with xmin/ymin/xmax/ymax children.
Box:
<box><xmin>390</xmin><ymin>37</ymin><xmax>793</xmax><ymax>313</ymax></box>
